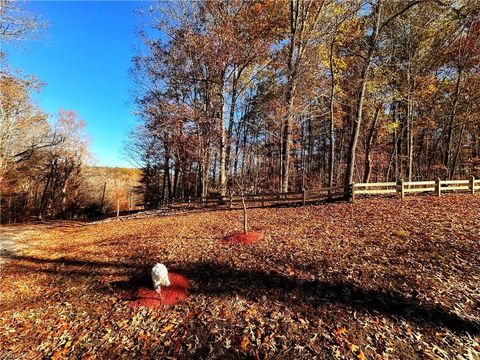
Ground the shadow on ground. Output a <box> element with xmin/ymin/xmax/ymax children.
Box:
<box><xmin>4</xmin><ymin>253</ymin><xmax>479</xmax><ymax>336</ymax></box>
<box><xmin>177</xmin><ymin>262</ymin><xmax>479</xmax><ymax>335</ymax></box>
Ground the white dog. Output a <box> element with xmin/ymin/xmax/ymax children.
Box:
<box><xmin>151</xmin><ymin>263</ymin><xmax>171</xmax><ymax>293</ymax></box>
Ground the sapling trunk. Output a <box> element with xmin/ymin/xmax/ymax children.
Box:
<box><xmin>241</xmin><ymin>193</ymin><xmax>248</xmax><ymax>234</ymax></box>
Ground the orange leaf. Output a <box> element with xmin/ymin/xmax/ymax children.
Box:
<box><xmin>162</xmin><ymin>324</ymin><xmax>174</xmax><ymax>332</ymax></box>
<box><xmin>241</xmin><ymin>335</ymin><xmax>249</xmax><ymax>350</ymax></box>
<box><xmin>286</xmin><ymin>265</ymin><xmax>295</xmax><ymax>276</ymax></box>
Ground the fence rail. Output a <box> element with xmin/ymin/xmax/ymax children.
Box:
<box><xmin>171</xmin><ymin>185</ymin><xmax>346</xmax><ymax>209</ymax></box>
<box><xmin>3</xmin><ymin>177</ymin><xmax>478</xmax><ymax>223</ymax></box>
<box><xmin>353</xmin><ymin>176</ymin><xmax>479</xmax><ymax>201</ymax></box>
<box><xmin>0</xmin><ymin>176</ymin><xmax>480</xmax><ymax>223</ymax></box>
<box><xmin>171</xmin><ymin>176</ymin><xmax>478</xmax><ymax>209</ymax></box>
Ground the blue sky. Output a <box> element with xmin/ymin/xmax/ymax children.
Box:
<box><xmin>6</xmin><ymin>1</ymin><xmax>151</xmax><ymax>167</ymax></box>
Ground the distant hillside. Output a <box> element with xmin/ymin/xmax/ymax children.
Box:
<box><xmin>82</xmin><ymin>166</ymin><xmax>143</xmax><ymax>214</ymax></box>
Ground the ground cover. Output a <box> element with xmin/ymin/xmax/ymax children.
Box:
<box><xmin>1</xmin><ymin>195</ymin><xmax>479</xmax><ymax>359</ymax></box>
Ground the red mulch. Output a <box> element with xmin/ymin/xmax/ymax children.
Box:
<box><xmin>223</xmin><ymin>231</ymin><xmax>262</xmax><ymax>245</ymax></box>
<box><xmin>131</xmin><ymin>273</ymin><xmax>190</xmax><ymax>308</ymax></box>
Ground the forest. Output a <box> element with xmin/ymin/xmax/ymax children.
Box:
<box><xmin>0</xmin><ymin>1</ymin><xmax>141</xmax><ymax>223</ymax></box>
<box><xmin>0</xmin><ymin>97</ymin><xmax>141</xmax><ymax>222</ymax></box>
<box><xmin>1</xmin><ymin>1</ymin><xmax>480</xmax><ymax>358</ymax></box>
<box><xmin>1</xmin><ymin>0</ymin><xmax>480</xmax><ymax>219</ymax></box>
<box><xmin>128</xmin><ymin>0</ymin><xmax>480</xmax><ymax>206</ymax></box>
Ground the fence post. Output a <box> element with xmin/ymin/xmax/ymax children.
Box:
<box><xmin>262</xmin><ymin>193</ymin><xmax>265</xmax><ymax>207</ymax></box>
<box><xmin>400</xmin><ymin>179</ymin><xmax>405</xmax><ymax>201</ymax></box>
<box><xmin>351</xmin><ymin>183</ymin><xmax>356</xmax><ymax>203</ymax></box>
<box><xmin>436</xmin><ymin>178</ymin><xmax>441</xmax><ymax>197</ymax></box>
<box><xmin>229</xmin><ymin>193</ymin><xmax>233</xmax><ymax>209</ymax></box>
<box><xmin>8</xmin><ymin>196</ymin><xmax>12</xmax><ymax>224</ymax></box>
<box><xmin>471</xmin><ymin>176</ymin><xmax>475</xmax><ymax>194</ymax></box>
<box><xmin>302</xmin><ymin>189</ymin><xmax>306</xmax><ymax>206</ymax></box>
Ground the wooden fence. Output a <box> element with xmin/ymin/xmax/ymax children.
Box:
<box><xmin>352</xmin><ymin>176</ymin><xmax>479</xmax><ymax>202</ymax></box>
<box><xmin>171</xmin><ymin>185</ymin><xmax>346</xmax><ymax>209</ymax></box>
<box><xmin>169</xmin><ymin>176</ymin><xmax>479</xmax><ymax>209</ymax></box>
<box><xmin>2</xmin><ymin>177</ymin><xmax>478</xmax><ymax>222</ymax></box>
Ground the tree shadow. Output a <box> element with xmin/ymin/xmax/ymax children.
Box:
<box><xmin>111</xmin><ymin>261</ymin><xmax>479</xmax><ymax>336</ymax></box>
<box><xmin>1</xmin><ymin>253</ymin><xmax>141</xmax><ymax>281</ymax></box>
<box><xmin>3</xmin><ymin>253</ymin><xmax>479</xmax><ymax>336</ymax></box>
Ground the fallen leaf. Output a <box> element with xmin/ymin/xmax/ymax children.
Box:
<box><xmin>241</xmin><ymin>335</ymin><xmax>249</xmax><ymax>350</ymax></box>
<box><xmin>349</xmin><ymin>343</ymin><xmax>359</xmax><ymax>352</ymax></box>
<box><xmin>162</xmin><ymin>324</ymin><xmax>174</xmax><ymax>332</ymax></box>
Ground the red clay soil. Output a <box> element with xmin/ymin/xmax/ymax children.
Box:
<box><xmin>223</xmin><ymin>231</ymin><xmax>262</xmax><ymax>245</ymax></box>
<box><xmin>131</xmin><ymin>273</ymin><xmax>190</xmax><ymax>308</ymax></box>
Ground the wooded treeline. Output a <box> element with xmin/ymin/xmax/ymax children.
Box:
<box><xmin>0</xmin><ymin>1</ymin><xmax>142</xmax><ymax>223</ymax></box>
<box><xmin>0</xmin><ymin>0</ymin><xmax>93</xmax><ymax>222</ymax></box>
<box><xmin>129</xmin><ymin>0</ymin><xmax>480</xmax><ymax>207</ymax></box>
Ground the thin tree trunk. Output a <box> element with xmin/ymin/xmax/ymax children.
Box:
<box><xmin>39</xmin><ymin>158</ymin><xmax>56</xmax><ymax>219</ymax></box>
<box><xmin>406</xmin><ymin>61</ymin><xmax>415</xmax><ymax>183</ymax></box>
<box><xmin>344</xmin><ymin>2</ymin><xmax>381</xmax><ymax>192</ymax></box>
<box><xmin>282</xmin><ymin>89</ymin><xmax>294</xmax><ymax>193</ymax></box>
<box><xmin>451</xmin><ymin>123</ymin><xmax>465</xmax><ymax>178</ymax></box>
<box><xmin>328</xmin><ymin>36</ymin><xmax>336</xmax><ymax>191</ymax></box>
<box><xmin>225</xmin><ymin>68</ymin><xmax>239</xmax><ymax>176</ymax></box>
<box><xmin>444</xmin><ymin>66</ymin><xmax>463</xmax><ymax>179</ymax></box>
<box><xmin>363</xmin><ymin>106</ymin><xmax>381</xmax><ymax>183</ymax></box>
<box><xmin>219</xmin><ymin>76</ymin><xmax>227</xmax><ymax>197</ymax></box>
<box><xmin>241</xmin><ymin>193</ymin><xmax>248</xmax><ymax>234</ymax></box>
<box><xmin>172</xmin><ymin>160</ymin><xmax>179</xmax><ymax>202</ymax></box>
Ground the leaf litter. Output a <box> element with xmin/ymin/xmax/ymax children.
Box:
<box><xmin>0</xmin><ymin>194</ymin><xmax>479</xmax><ymax>358</ymax></box>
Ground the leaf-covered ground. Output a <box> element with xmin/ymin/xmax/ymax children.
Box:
<box><xmin>1</xmin><ymin>195</ymin><xmax>479</xmax><ymax>359</ymax></box>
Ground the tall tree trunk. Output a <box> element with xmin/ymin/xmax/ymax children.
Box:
<box><xmin>451</xmin><ymin>123</ymin><xmax>465</xmax><ymax>178</ymax></box>
<box><xmin>161</xmin><ymin>163</ymin><xmax>167</xmax><ymax>206</ymax></box>
<box><xmin>344</xmin><ymin>2</ymin><xmax>382</xmax><ymax>191</ymax></box>
<box><xmin>100</xmin><ymin>181</ymin><xmax>106</xmax><ymax>214</ymax></box>
<box><xmin>406</xmin><ymin>60</ymin><xmax>415</xmax><ymax>183</ymax></box>
<box><xmin>172</xmin><ymin>159</ymin><xmax>179</xmax><ymax>202</ymax></box>
<box><xmin>166</xmin><ymin>157</ymin><xmax>173</xmax><ymax>202</ymax></box>
<box><xmin>444</xmin><ymin>66</ymin><xmax>462</xmax><ymax>179</ymax></box>
<box><xmin>219</xmin><ymin>77</ymin><xmax>227</xmax><ymax>197</ymax></box>
<box><xmin>281</xmin><ymin>0</ymin><xmax>301</xmax><ymax>194</ymax></box>
<box><xmin>39</xmin><ymin>158</ymin><xmax>56</xmax><ymax>219</ymax></box>
<box><xmin>328</xmin><ymin>36</ymin><xmax>336</xmax><ymax>190</ymax></box>
<box><xmin>363</xmin><ymin>106</ymin><xmax>381</xmax><ymax>183</ymax></box>
<box><xmin>225</xmin><ymin>68</ymin><xmax>239</xmax><ymax>176</ymax></box>
<box><xmin>202</xmin><ymin>147</ymin><xmax>210</xmax><ymax>199</ymax></box>
<box><xmin>344</xmin><ymin>61</ymin><xmax>373</xmax><ymax>187</ymax></box>
<box><xmin>281</xmin><ymin>87</ymin><xmax>294</xmax><ymax>193</ymax></box>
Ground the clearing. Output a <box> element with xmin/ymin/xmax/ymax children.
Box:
<box><xmin>0</xmin><ymin>195</ymin><xmax>479</xmax><ymax>359</ymax></box>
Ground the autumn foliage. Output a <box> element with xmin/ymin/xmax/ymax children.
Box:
<box><xmin>1</xmin><ymin>194</ymin><xmax>479</xmax><ymax>358</ymax></box>
<box><xmin>129</xmin><ymin>0</ymin><xmax>480</xmax><ymax>205</ymax></box>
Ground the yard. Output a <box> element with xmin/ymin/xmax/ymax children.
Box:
<box><xmin>1</xmin><ymin>195</ymin><xmax>479</xmax><ymax>359</ymax></box>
